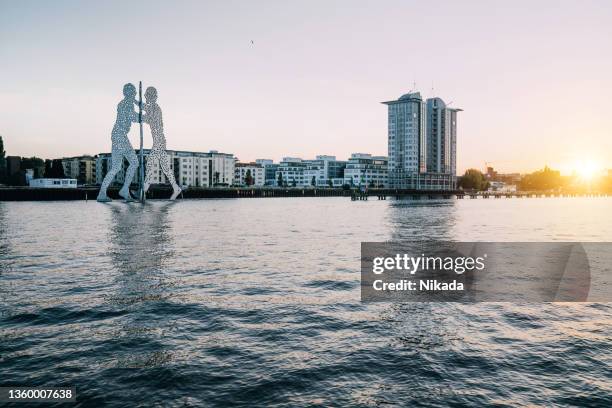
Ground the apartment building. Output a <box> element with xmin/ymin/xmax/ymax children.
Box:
<box><xmin>96</xmin><ymin>150</ymin><xmax>235</xmax><ymax>188</ymax></box>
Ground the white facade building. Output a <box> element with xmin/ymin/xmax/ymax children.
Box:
<box><xmin>234</xmin><ymin>162</ymin><xmax>265</xmax><ymax>186</ymax></box>
<box><xmin>488</xmin><ymin>181</ymin><xmax>517</xmax><ymax>193</ymax></box>
<box><xmin>343</xmin><ymin>153</ymin><xmax>388</xmax><ymax>187</ymax></box>
<box><xmin>276</xmin><ymin>158</ymin><xmax>307</xmax><ymax>187</ymax></box>
<box><xmin>303</xmin><ymin>161</ymin><xmax>324</xmax><ymax>187</ymax></box>
<box><xmin>29</xmin><ymin>178</ymin><xmax>78</xmax><ymax>188</ymax></box>
<box><xmin>171</xmin><ymin>150</ymin><xmax>235</xmax><ymax>187</ymax></box>
<box><xmin>96</xmin><ymin>150</ymin><xmax>235</xmax><ymax>188</ymax></box>
<box><xmin>303</xmin><ymin>155</ymin><xmax>347</xmax><ymax>187</ymax></box>
<box><xmin>256</xmin><ymin>159</ymin><xmax>279</xmax><ymax>186</ymax></box>
<box><xmin>426</xmin><ymin>97</ymin><xmax>458</xmax><ymax>177</ymax></box>
<box><xmin>383</xmin><ymin>92</ymin><xmax>460</xmax><ymax>190</ymax></box>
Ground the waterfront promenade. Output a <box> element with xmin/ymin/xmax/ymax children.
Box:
<box><xmin>0</xmin><ymin>186</ymin><xmax>608</xmax><ymax>201</ymax></box>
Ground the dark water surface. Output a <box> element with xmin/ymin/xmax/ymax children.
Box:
<box><xmin>1</xmin><ymin>198</ymin><xmax>611</xmax><ymax>407</ymax></box>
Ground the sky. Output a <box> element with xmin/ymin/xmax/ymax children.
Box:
<box><xmin>1</xmin><ymin>0</ymin><xmax>611</xmax><ymax>174</ymax></box>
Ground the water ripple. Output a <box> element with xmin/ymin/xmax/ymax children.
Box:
<box><xmin>0</xmin><ymin>199</ymin><xmax>611</xmax><ymax>406</ymax></box>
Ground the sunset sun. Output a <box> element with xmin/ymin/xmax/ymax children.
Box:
<box><xmin>574</xmin><ymin>160</ymin><xmax>601</xmax><ymax>181</ymax></box>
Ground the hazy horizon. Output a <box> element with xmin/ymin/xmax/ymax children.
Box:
<box><xmin>1</xmin><ymin>0</ymin><xmax>611</xmax><ymax>175</ymax></box>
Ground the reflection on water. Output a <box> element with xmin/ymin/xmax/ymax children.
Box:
<box><xmin>108</xmin><ymin>202</ymin><xmax>175</xmax><ymax>298</ymax></box>
<box><xmin>0</xmin><ymin>203</ymin><xmax>10</xmax><ymax>306</ymax></box>
<box><xmin>0</xmin><ymin>203</ymin><xmax>7</xmax><ymax>265</ymax></box>
<box><xmin>387</xmin><ymin>200</ymin><xmax>457</xmax><ymax>241</ymax></box>
<box><xmin>0</xmin><ymin>197</ymin><xmax>611</xmax><ymax>406</ymax></box>
<box><xmin>105</xmin><ymin>202</ymin><xmax>178</xmax><ymax>368</ymax></box>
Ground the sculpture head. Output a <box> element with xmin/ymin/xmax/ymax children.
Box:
<box><xmin>123</xmin><ymin>83</ymin><xmax>136</xmax><ymax>98</ymax></box>
<box><xmin>145</xmin><ymin>86</ymin><xmax>158</xmax><ymax>103</ymax></box>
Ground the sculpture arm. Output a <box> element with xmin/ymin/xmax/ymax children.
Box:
<box><xmin>130</xmin><ymin>108</ymin><xmax>141</xmax><ymax>123</ymax></box>
<box><xmin>131</xmin><ymin>99</ymin><xmax>143</xmax><ymax>122</ymax></box>
<box><xmin>141</xmin><ymin>112</ymin><xmax>151</xmax><ymax>124</ymax></box>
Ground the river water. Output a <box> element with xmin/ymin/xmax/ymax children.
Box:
<box><xmin>0</xmin><ymin>197</ymin><xmax>611</xmax><ymax>406</ymax></box>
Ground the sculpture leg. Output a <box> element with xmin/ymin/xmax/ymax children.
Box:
<box><xmin>143</xmin><ymin>150</ymin><xmax>158</xmax><ymax>193</ymax></box>
<box><xmin>159</xmin><ymin>151</ymin><xmax>181</xmax><ymax>200</ymax></box>
<box><xmin>97</xmin><ymin>151</ymin><xmax>123</xmax><ymax>202</ymax></box>
<box><xmin>119</xmin><ymin>148</ymin><xmax>139</xmax><ymax>200</ymax></box>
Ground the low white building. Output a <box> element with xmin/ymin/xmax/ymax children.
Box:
<box><xmin>277</xmin><ymin>155</ymin><xmax>347</xmax><ymax>187</ymax></box>
<box><xmin>256</xmin><ymin>159</ymin><xmax>279</xmax><ymax>186</ymax></box>
<box><xmin>234</xmin><ymin>162</ymin><xmax>265</xmax><ymax>186</ymax></box>
<box><xmin>303</xmin><ymin>155</ymin><xmax>347</xmax><ymax>187</ymax></box>
<box><xmin>344</xmin><ymin>153</ymin><xmax>388</xmax><ymax>187</ymax></box>
<box><xmin>25</xmin><ymin>169</ymin><xmax>34</xmax><ymax>185</ymax></box>
<box><xmin>170</xmin><ymin>150</ymin><xmax>235</xmax><ymax>187</ymax></box>
<box><xmin>330</xmin><ymin>178</ymin><xmax>345</xmax><ymax>187</ymax></box>
<box><xmin>29</xmin><ymin>178</ymin><xmax>78</xmax><ymax>188</ymax></box>
<box><xmin>303</xmin><ymin>161</ymin><xmax>325</xmax><ymax>187</ymax></box>
<box><xmin>96</xmin><ymin>149</ymin><xmax>235</xmax><ymax>188</ymax></box>
<box><xmin>488</xmin><ymin>181</ymin><xmax>517</xmax><ymax>193</ymax></box>
<box><xmin>276</xmin><ymin>157</ymin><xmax>307</xmax><ymax>187</ymax></box>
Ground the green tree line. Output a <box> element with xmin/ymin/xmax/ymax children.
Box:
<box><xmin>458</xmin><ymin>169</ymin><xmax>489</xmax><ymax>191</ymax></box>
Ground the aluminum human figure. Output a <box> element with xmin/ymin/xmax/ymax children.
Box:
<box><xmin>97</xmin><ymin>83</ymin><xmax>140</xmax><ymax>202</ymax></box>
<box><xmin>142</xmin><ymin>86</ymin><xmax>181</xmax><ymax>200</ymax></box>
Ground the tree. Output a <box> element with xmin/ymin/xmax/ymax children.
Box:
<box><xmin>48</xmin><ymin>159</ymin><xmax>66</xmax><ymax>178</ymax></box>
<box><xmin>21</xmin><ymin>157</ymin><xmax>45</xmax><ymax>178</ymax></box>
<box><xmin>519</xmin><ymin>166</ymin><xmax>563</xmax><ymax>191</ymax></box>
<box><xmin>214</xmin><ymin>171</ymin><xmax>220</xmax><ymax>185</ymax></box>
<box><xmin>368</xmin><ymin>180</ymin><xmax>375</xmax><ymax>188</ymax></box>
<box><xmin>8</xmin><ymin>170</ymin><xmax>26</xmax><ymax>186</ymax></box>
<box><xmin>0</xmin><ymin>136</ymin><xmax>6</xmax><ymax>183</ymax></box>
<box><xmin>604</xmin><ymin>173</ymin><xmax>612</xmax><ymax>193</ymax></box>
<box><xmin>244</xmin><ymin>169</ymin><xmax>253</xmax><ymax>186</ymax></box>
<box><xmin>311</xmin><ymin>176</ymin><xmax>316</xmax><ymax>187</ymax></box>
<box><xmin>327</xmin><ymin>179</ymin><xmax>333</xmax><ymax>188</ymax></box>
<box><xmin>458</xmin><ymin>169</ymin><xmax>489</xmax><ymax>191</ymax></box>
<box><xmin>277</xmin><ymin>172</ymin><xmax>283</xmax><ymax>187</ymax></box>
<box><xmin>44</xmin><ymin>159</ymin><xmax>53</xmax><ymax>178</ymax></box>
<box><xmin>292</xmin><ymin>178</ymin><xmax>297</xmax><ymax>187</ymax></box>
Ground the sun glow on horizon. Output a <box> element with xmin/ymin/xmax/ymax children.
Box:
<box><xmin>573</xmin><ymin>159</ymin><xmax>602</xmax><ymax>181</ymax></box>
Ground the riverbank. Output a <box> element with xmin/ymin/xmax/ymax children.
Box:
<box><xmin>0</xmin><ymin>186</ymin><xmax>455</xmax><ymax>201</ymax></box>
<box><xmin>0</xmin><ymin>186</ymin><xmax>608</xmax><ymax>201</ymax></box>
